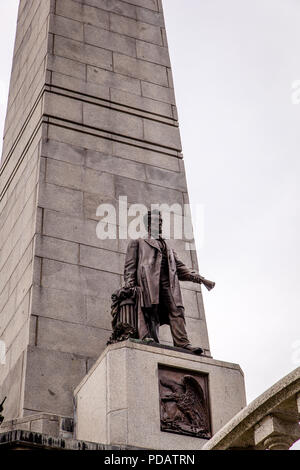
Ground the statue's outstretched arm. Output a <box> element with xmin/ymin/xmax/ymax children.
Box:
<box><xmin>173</xmin><ymin>251</ymin><xmax>195</xmax><ymax>282</ymax></box>
<box><xmin>174</xmin><ymin>251</ymin><xmax>215</xmax><ymax>291</ymax></box>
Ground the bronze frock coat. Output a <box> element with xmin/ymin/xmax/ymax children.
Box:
<box><xmin>124</xmin><ymin>237</ymin><xmax>195</xmax><ymax>327</ymax></box>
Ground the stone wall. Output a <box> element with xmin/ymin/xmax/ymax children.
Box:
<box><xmin>1</xmin><ymin>0</ymin><xmax>211</xmax><ymax>419</ymax></box>
<box><xmin>0</xmin><ymin>0</ymin><xmax>50</xmax><ymax>421</ymax></box>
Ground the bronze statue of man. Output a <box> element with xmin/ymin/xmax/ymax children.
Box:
<box><xmin>124</xmin><ymin>210</ymin><xmax>215</xmax><ymax>355</ymax></box>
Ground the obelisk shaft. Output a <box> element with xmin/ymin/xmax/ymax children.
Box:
<box><xmin>0</xmin><ymin>0</ymin><xmax>210</xmax><ymax>420</ymax></box>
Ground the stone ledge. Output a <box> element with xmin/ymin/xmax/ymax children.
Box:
<box><xmin>74</xmin><ymin>339</ymin><xmax>244</xmax><ymax>396</ymax></box>
<box><xmin>0</xmin><ymin>429</ymin><xmax>141</xmax><ymax>450</ymax></box>
<box><xmin>130</xmin><ymin>338</ymin><xmax>212</xmax><ymax>358</ymax></box>
<box><xmin>0</xmin><ymin>413</ymin><xmax>74</xmax><ymax>439</ymax></box>
<box><xmin>202</xmin><ymin>367</ymin><xmax>300</xmax><ymax>450</ymax></box>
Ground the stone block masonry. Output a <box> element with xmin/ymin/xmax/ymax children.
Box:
<box><xmin>0</xmin><ymin>0</ymin><xmax>211</xmax><ymax>421</ymax></box>
<box><xmin>74</xmin><ymin>340</ymin><xmax>246</xmax><ymax>449</ymax></box>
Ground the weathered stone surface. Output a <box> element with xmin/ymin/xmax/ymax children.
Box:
<box><xmin>2</xmin><ymin>260</ymin><xmax>32</xmax><ymax>333</ymax></box>
<box><xmin>1</xmin><ymin>412</ymin><xmax>75</xmax><ymax>439</ymax></box>
<box><xmin>85</xmin><ymin>24</ymin><xmax>136</xmax><ymax>57</ymax></box>
<box><xmin>1</xmin><ymin>4</ymin><xmax>47</xmax><ymax>161</ymax></box>
<box><xmin>44</xmin><ymin>92</ymin><xmax>83</xmax><ymax>123</ymax></box>
<box><xmin>114</xmin><ymin>53</ymin><xmax>168</xmax><ymax>86</ymax></box>
<box><xmin>86</xmin><ymin>149</ymin><xmax>146</xmax><ymax>181</ymax></box>
<box><xmin>83</xmin><ymin>102</ymin><xmax>144</xmax><ymax>139</ymax></box>
<box><xmin>107</xmin><ymin>409</ymin><xmax>128</xmax><ymax>445</ymax></box>
<box><xmin>87</xmin><ymin>65</ymin><xmax>141</xmax><ymax>95</ymax></box>
<box><xmin>51</xmin><ymin>72</ymin><xmax>110</xmax><ymax>101</ymax></box>
<box><xmin>112</xmin><ymin>141</ymin><xmax>180</xmax><ymax>171</ymax></box>
<box><xmin>141</xmin><ymin>80</ymin><xmax>176</xmax><ymax>104</ymax></box>
<box><xmin>54</xmin><ymin>36</ymin><xmax>113</xmax><ymax>70</ymax></box>
<box><xmin>24</xmin><ymin>346</ymin><xmax>87</xmax><ymax>416</ymax></box>
<box><xmin>75</xmin><ymin>354</ymin><xmax>107</xmax><ymax>444</ymax></box>
<box><xmin>254</xmin><ymin>414</ymin><xmax>300</xmax><ymax>450</ymax></box>
<box><xmin>111</xmin><ymin>90</ymin><xmax>173</xmax><ymax>120</ymax></box>
<box><xmin>0</xmin><ymin>281</ymin><xmax>9</xmax><ymax>317</ymax></box>
<box><xmin>185</xmin><ymin>317</ymin><xmax>211</xmax><ymax>352</ymax></box>
<box><xmin>136</xmin><ymin>6</ymin><xmax>165</xmax><ymax>26</ymax></box>
<box><xmin>36</xmin><ymin>317</ymin><xmax>110</xmax><ymax>357</ymax></box>
<box><xmin>136</xmin><ymin>41</ymin><xmax>171</xmax><ymax>67</ymax></box>
<box><xmin>44</xmin><ymin>158</ymin><xmax>82</xmax><ymax>190</ymax></box>
<box><xmin>56</xmin><ymin>0</ymin><xmax>110</xmax><ymax>30</ymax></box>
<box><xmin>80</xmin><ymin>0</ymin><xmax>137</xmax><ymax>19</ymax></box>
<box><xmin>167</xmin><ymin>67</ymin><xmax>174</xmax><ymax>88</ymax></box>
<box><xmin>41</xmin><ymin>259</ymin><xmax>121</xmax><ymax>298</ymax></box>
<box><xmin>145</xmin><ymin>164</ymin><xmax>187</xmax><ymax>191</ymax></box>
<box><xmin>49</xmin><ymin>14</ymin><xmax>84</xmax><ymax>42</ymax></box>
<box><xmin>2</xmin><ymin>243</ymin><xmax>33</xmax><ymax>315</ymax></box>
<box><xmin>45</xmin><ymin>157</ymin><xmax>115</xmax><ymax>196</ymax></box>
<box><xmin>0</xmin><ymin>354</ymin><xmax>24</xmax><ymax>421</ymax></box>
<box><xmin>47</xmin><ymin>124</ymin><xmax>114</xmax><ymax>154</ymax></box>
<box><xmin>35</xmin><ymin>234</ymin><xmax>79</xmax><ymax>265</ymax></box>
<box><xmin>38</xmin><ymin>182</ymin><xmax>83</xmax><ymax>216</ymax></box>
<box><xmin>31</xmin><ymin>285</ymin><xmax>85</xmax><ymax>325</ymax></box>
<box><xmin>80</xmin><ymin>245</ymin><xmax>124</xmax><ymax>275</ymax></box>
<box><xmin>115</xmin><ymin>176</ymin><xmax>184</xmax><ymax>207</ymax></box>
<box><xmin>25</xmin><ymin>415</ymin><xmax>62</xmax><ymax>437</ymax></box>
<box><xmin>111</xmin><ymin>88</ymin><xmax>173</xmax><ymax>118</ymax></box>
<box><xmin>144</xmin><ymin>119</ymin><xmax>182</xmax><ymax>150</ymax></box>
<box><xmin>43</xmin><ymin>209</ymin><xmax>119</xmax><ymax>251</ymax></box>
<box><xmin>7</xmin><ymin>315</ymin><xmax>30</xmax><ymax>374</ymax></box>
<box><xmin>47</xmin><ymin>54</ymin><xmax>86</xmax><ymax>80</ymax></box>
<box><xmin>74</xmin><ymin>341</ymin><xmax>246</xmax><ymax>449</ymax></box>
<box><xmin>110</xmin><ymin>13</ymin><xmax>162</xmax><ymax>45</ymax></box>
<box><xmin>0</xmin><ymin>189</ymin><xmax>36</xmax><ymax>275</ymax></box>
<box><xmin>1</xmin><ymin>293</ymin><xmax>30</xmax><ymax>351</ymax></box>
<box><xmin>86</xmin><ymin>295</ymin><xmax>112</xmax><ymax>331</ymax></box>
<box><xmin>125</xmin><ymin>0</ymin><xmax>158</xmax><ymax>10</ymax></box>
<box><xmin>41</xmin><ymin>139</ymin><xmax>86</xmax><ymax>166</ymax></box>
<box><xmin>0</xmin><ymin>183</ymin><xmax>37</xmax><ymax>253</ymax></box>
<box><xmin>0</xmin><ymin>429</ymin><xmax>129</xmax><ymax>450</ymax></box>
<box><xmin>181</xmin><ymin>289</ymin><xmax>200</xmax><ymax>320</ymax></box>
<box><xmin>83</xmin><ymin>193</ymin><xmax>116</xmax><ymax>221</ymax></box>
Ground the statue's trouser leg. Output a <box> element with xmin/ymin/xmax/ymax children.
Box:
<box><xmin>141</xmin><ymin>307</ymin><xmax>160</xmax><ymax>343</ymax></box>
<box><xmin>149</xmin><ymin>305</ymin><xmax>160</xmax><ymax>343</ymax></box>
<box><xmin>169</xmin><ymin>313</ymin><xmax>190</xmax><ymax>348</ymax></box>
<box><xmin>160</xmin><ymin>284</ymin><xmax>190</xmax><ymax>348</ymax></box>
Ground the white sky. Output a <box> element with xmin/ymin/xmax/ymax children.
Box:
<box><xmin>0</xmin><ymin>0</ymin><xmax>299</xmax><ymax>446</ymax></box>
<box><xmin>163</xmin><ymin>0</ymin><xmax>300</xmax><ymax>396</ymax></box>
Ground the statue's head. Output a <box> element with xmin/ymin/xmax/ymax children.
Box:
<box><xmin>143</xmin><ymin>210</ymin><xmax>163</xmax><ymax>239</ymax></box>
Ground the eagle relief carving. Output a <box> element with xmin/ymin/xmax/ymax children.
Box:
<box><xmin>158</xmin><ymin>366</ymin><xmax>211</xmax><ymax>439</ymax></box>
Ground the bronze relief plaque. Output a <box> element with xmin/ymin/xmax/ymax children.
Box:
<box><xmin>158</xmin><ymin>365</ymin><xmax>211</xmax><ymax>439</ymax></box>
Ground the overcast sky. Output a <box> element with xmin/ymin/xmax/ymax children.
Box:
<box><xmin>163</xmin><ymin>0</ymin><xmax>300</xmax><ymax>395</ymax></box>
<box><xmin>0</xmin><ymin>0</ymin><xmax>299</xmax><ymax>445</ymax></box>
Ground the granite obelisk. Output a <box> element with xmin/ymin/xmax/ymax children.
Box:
<box><xmin>0</xmin><ymin>0</ymin><xmax>213</xmax><ymax>421</ymax></box>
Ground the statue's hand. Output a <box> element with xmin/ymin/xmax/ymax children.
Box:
<box><xmin>190</xmin><ymin>273</ymin><xmax>202</xmax><ymax>284</ymax></box>
<box><xmin>191</xmin><ymin>273</ymin><xmax>215</xmax><ymax>291</ymax></box>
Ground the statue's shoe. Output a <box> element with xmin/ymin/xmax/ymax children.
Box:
<box><xmin>144</xmin><ymin>337</ymin><xmax>155</xmax><ymax>344</ymax></box>
<box><xmin>182</xmin><ymin>345</ymin><xmax>204</xmax><ymax>355</ymax></box>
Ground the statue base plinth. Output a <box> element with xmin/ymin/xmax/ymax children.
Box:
<box><xmin>74</xmin><ymin>340</ymin><xmax>246</xmax><ymax>450</ymax></box>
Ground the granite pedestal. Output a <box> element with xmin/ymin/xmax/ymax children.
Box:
<box><xmin>74</xmin><ymin>340</ymin><xmax>246</xmax><ymax>450</ymax></box>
